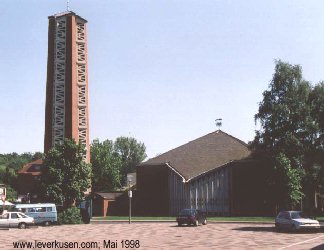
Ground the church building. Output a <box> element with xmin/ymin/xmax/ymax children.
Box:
<box><xmin>136</xmin><ymin>130</ymin><xmax>268</xmax><ymax>216</ymax></box>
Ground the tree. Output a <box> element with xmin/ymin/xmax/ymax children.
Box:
<box><xmin>40</xmin><ymin>139</ymin><xmax>92</xmax><ymax>208</ymax></box>
<box><xmin>0</xmin><ymin>152</ymin><xmax>44</xmax><ymax>202</ymax></box>
<box><xmin>304</xmin><ymin>82</ymin><xmax>324</xmax><ymax>206</ymax></box>
<box><xmin>32</xmin><ymin>152</ymin><xmax>44</xmax><ymax>161</ymax></box>
<box><xmin>5</xmin><ymin>186</ymin><xmax>17</xmax><ymax>202</ymax></box>
<box><xmin>251</xmin><ymin>60</ymin><xmax>311</xmax><ymax>210</ymax></box>
<box><xmin>0</xmin><ymin>152</ymin><xmax>42</xmax><ymax>193</ymax></box>
<box><xmin>270</xmin><ymin>153</ymin><xmax>304</xmax><ymax>210</ymax></box>
<box><xmin>308</xmin><ymin>82</ymin><xmax>324</xmax><ymax>164</ymax></box>
<box><xmin>91</xmin><ymin>139</ymin><xmax>122</xmax><ymax>192</ymax></box>
<box><xmin>252</xmin><ymin>60</ymin><xmax>313</xmax><ymax>163</ymax></box>
<box><xmin>90</xmin><ymin>136</ymin><xmax>147</xmax><ymax>191</ymax></box>
<box><xmin>114</xmin><ymin>136</ymin><xmax>147</xmax><ymax>185</ymax></box>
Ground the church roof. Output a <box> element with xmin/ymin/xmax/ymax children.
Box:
<box><xmin>139</xmin><ymin>130</ymin><xmax>251</xmax><ymax>181</ymax></box>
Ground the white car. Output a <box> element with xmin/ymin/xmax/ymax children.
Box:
<box><xmin>275</xmin><ymin>211</ymin><xmax>320</xmax><ymax>231</ymax></box>
<box><xmin>0</xmin><ymin>212</ymin><xmax>35</xmax><ymax>229</ymax></box>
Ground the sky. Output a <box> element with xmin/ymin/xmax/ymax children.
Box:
<box><xmin>1</xmin><ymin>0</ymin><xmax>324</xmax><ymax>159</ymax></box>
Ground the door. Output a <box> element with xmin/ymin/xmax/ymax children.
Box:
<box><xmin>0</xmin><ymin>213</ymin><xmax>9</xmax><ymax>228</ymax></box>
<box><xmin>277</xmin><ymin>212</ymin><xmax>292</xmax><ymax>229</ymax></box>
<box><xmin>9</xmin><ymin>213</ymin><xmax>20</xmax><ymax>228</ymax></box>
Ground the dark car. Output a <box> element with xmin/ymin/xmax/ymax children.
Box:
<box><xmin>176</xmin><ymin>209</ymin><xmax>207</xmax><ymax>226</ymax></box>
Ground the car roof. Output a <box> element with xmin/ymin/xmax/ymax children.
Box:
<box><xmin>279</xmin><ymin>211</ymin><xmax>301</xmax><ymax>213</ymax></box>
<box><xmin>3</xmin><ymin>211</ymin><xmax>24</xmax><ymax>214</ymax></box>
<box><xmin>15</xmin><ymin>203</ymin><xmax>56</xmax><ymax>208</ymax></box>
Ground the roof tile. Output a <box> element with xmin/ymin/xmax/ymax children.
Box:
<box><xmin>139</xmin><ymin>130</ymin><xmax>250</xmax><ymax>180</ymax></box>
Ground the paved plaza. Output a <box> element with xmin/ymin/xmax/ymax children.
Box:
<box><xmin>1</xmin><ymin>222</ymin><xmax>324</xmax><ymax>250</ymax></box>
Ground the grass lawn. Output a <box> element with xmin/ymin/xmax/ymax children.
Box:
<box><xmin>209</xmin><ymin>217</ymin><xmax>274</xmax><ymax>222</ymax></box>
<box><xmin>93</xmin><ymin>216</ymin><xmax>275</xmax><ymax>222</ymax></box>
<box><xmin>317</xmin><ymin>217</ymin><xmax>324</xmax><ymax>222</ymax></box>
<box><xmin>94</xmin><ymin>216</ymin><xmax>175</xmax><ymax>221</ymax></box>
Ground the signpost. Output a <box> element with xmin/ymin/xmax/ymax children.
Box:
<box><xmin>127</xmin><ymin>174</ymin><xmax>133</xmax><ymax>224</ymax></box>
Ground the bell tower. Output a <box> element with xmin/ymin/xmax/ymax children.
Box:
<box><xmin>44</xmin><ymin>11</ymin><xmax>90</xmax><ymax>162</ymax></box>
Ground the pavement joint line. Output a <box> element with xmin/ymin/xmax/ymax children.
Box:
<box><xmin>278</xmin><ymin>234</ymin><xmax>324</xmax><ymax>250</ymax></box>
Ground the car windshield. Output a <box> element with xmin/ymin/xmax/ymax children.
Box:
<box><xmin>18</xmin><ymin>213</ymin><xmax>28</xmax><ymax>218</ymax></box>
<box><xmin>291</xmin><ymin>212</ymin><xmax>302</xmax><ymax>219</ymax></box>
<box><xmin>179</xmin><ymin>209</ymin><xmax>195</xmax><ymax>216</ymax></box>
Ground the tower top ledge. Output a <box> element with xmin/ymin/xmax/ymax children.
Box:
<box><xmin>48</xmin><ymin>11</ymin><xmax>87</xmax><ymax>23</ymax></box>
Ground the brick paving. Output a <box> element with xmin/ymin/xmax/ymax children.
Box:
<box><xmin>1</xmin><ymin>223</ymin><xmax>324</xmax><ymax>249</ymax></box>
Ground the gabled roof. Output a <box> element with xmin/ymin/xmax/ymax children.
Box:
<box><xmin>139</xmin><ymin>130</ymin><xmax>251</xmax><ymax>181</ymax></box>
<box><xmin>18</xmin><ymin>159</ymin><xmax>43</xmax><ymax>176</ymax></box>
<box><xmin>94</xmin><ymin>192</ymin><xmax>124</xmax><ymax>200</ymax></box>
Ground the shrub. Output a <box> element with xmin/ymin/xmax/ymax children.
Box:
<box><xmin>58</xmin><ymin>206</ymin><xmax>82</xmax><ymax>224</ymax></box>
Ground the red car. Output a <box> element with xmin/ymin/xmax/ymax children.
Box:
<box><xmin>176</xmin><ymin>209</ymin><xmax>207</xmax><ymax>226</ymax></box>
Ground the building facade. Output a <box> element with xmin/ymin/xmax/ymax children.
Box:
<box><xmin>136</xmin><ymin>131</ymin><xmax>269</xmax><ymax>216</ymax></box>
<box><xmin>44</xmin><ymin>11</ymin><xmax>90</xmax><ymax>162</ymax></box>
<box><xmin>17</xmin><ymin>159</ymin><xmax>43</xmax><ymax>202</ymax></box>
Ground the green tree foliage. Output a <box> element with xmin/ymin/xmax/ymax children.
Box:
<box><xmin>308</xmin><ymin>82</ymin><xmax>324</xmax><ymax>163</ymax></box>
<box><xmin>252</xmin><ymin>60</ymin><xmax>323</xmax><ymax>210</ymax></box>
<box><xmin>91</xmin><ymin>137</ymin><xmax>147</xmax><ymax>192</ymax></box>
<box><xmin>91</xmin><ymin>139</ymin><xmax>122</xmax><ymax>192</ymax></box>
<box><xmin>5</xmin><ymin>186</ymin><xmax>17</xmax><ymax>202</ymax></box>
<box><xmin>252</xmin><ymin>61</ymin><xmax>312</xmax><ymax>165</ymax></box>
<box><xmin>41</xmin><ymin>139</ymin><xmax>91</xmax><ymax>208</ymax></box>
<box><xmin>0</xmin><ymin>152</ymin><xmax>43</xmax><ymax>198</ymax></box>
<box><xmin>271</xmin><ymin>154</ymin><xmax>304</xmax><ymax>209</ymax></box>
<box><xmin>57</xmin><ymin>206</ymin><xmax>83</xmax><ymax>224</ymax></box>
<box><xmin>304</xmin><ymin>83</ymin><xmax>324</xmax><ymax>198</ymax></box>
<box><xmin>31</xmin><ymin>152</ymin><xmax>44</xmax><ymax>161</ymax></box>
<box><xmin>114</xmin><ymin>137</ymin><xmax>147</xmax><ymax>184</ymax></box>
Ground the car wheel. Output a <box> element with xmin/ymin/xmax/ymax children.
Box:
<box><xmin>291</xmin><ymin>224</ymin><xmax>298</xmax><ymax>232</ymax></box>
<box><xmin>202</xmin><ymin>219</ymin><xmax>207</xmax><ymax>225</ymax></box>
<box><xmin>178</xmin><ymin>222</ymin><xmax>182</xmax><ymax>227</ymax></box>
<box><xmin>195</xmin><ymin>220</ymin><xmax>199</xmax><ymax>226</ymax></box>
<box><xmin>275</xmin><ymin>223</ymin><xmax>280</xmax><ymax>231</ymax></box>
<box><xmin>18</xmin><ymin>223</ymin><xmax>27</xmax><ymax>229</ymax></box>
<box><xmin>44</xmin><ymin>221</ymin><xmax>51</xmax><ymax>226</ymax></box>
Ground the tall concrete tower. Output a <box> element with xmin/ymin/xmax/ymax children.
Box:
<box><xmin>44</xmin><ymin>11</ymin><xmax>90</xmax><ymax>162</ymax></box>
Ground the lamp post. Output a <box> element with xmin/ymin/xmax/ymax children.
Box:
<box><xmin>127</xmin><ymin>174</ymin><xmax>133</xmax><ymax>224</ymax></box>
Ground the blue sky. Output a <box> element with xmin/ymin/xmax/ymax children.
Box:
<box><xmin>1</xmin><ymin>0</ymin><xmax>324</xmax><ymax>158</ymax></box>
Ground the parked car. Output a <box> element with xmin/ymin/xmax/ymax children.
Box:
<box><xmin>0</xmin><ymin>212</ymin><xmax>34</xmax><ymax>229</ymax></box>
<box><xmin>15</xmin><ymin>203</ymin><xmax>57</xmax><ymax>226</ymax></box>
<box><xmin>176</xmin><ymin>209</ymin><xmax>207</xmax><ymax>226</ymax></box>
<box><xmin>275</xmin><ymin>211</ymin><xmax>320</xmax><ymax>231</ymax></box>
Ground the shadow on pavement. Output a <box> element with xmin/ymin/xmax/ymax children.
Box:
<box><xmin>311</xmin><ymin>243</ymin><xmax>324</xmax><ymax>250</ymax></box>
<box><xmin>170</xmin><ymin>225</ymin><xmax>205</xmax><ymax>228</ymax></box>
<box><xmin>233</xmin><ymin>226</ymin><xmax>275</xmax><ymax>233</ymax></box>
<box><xmin>233</xmin><ymin>226</ymin><xmax>324</xmax><ymax>234</ymax></box>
